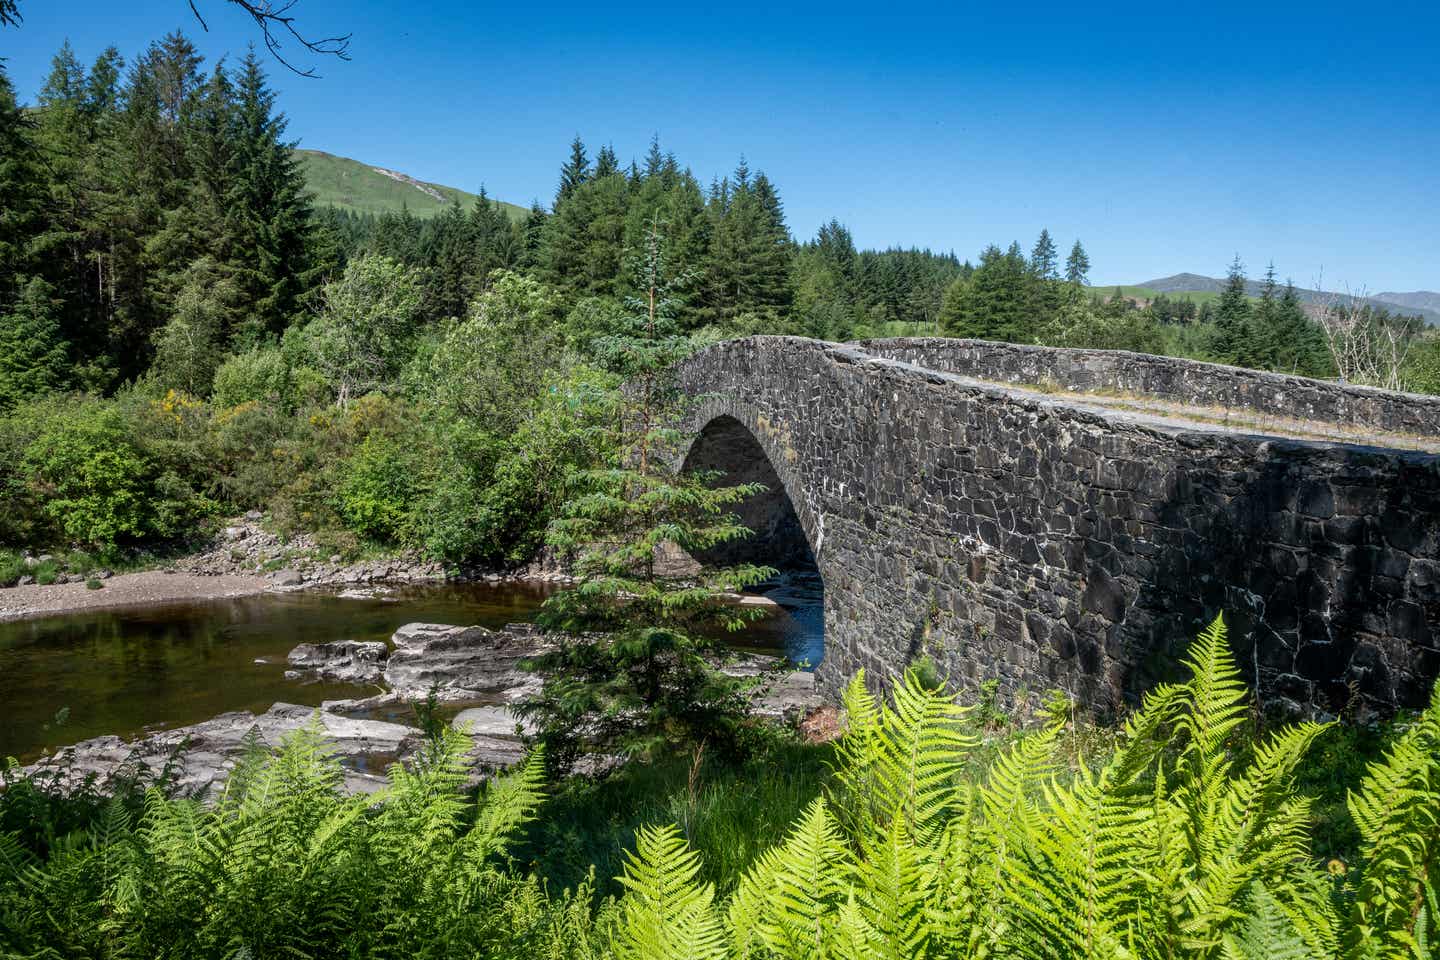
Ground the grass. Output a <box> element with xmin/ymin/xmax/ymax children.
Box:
<box><xmin>296</xmin><ymin>149</ymin><xmax>529</xmax><ymax>222</ymax></box>
<box><xmin>1084</xmin><ymin>284</ymin><xmax>1228</xmax><ymax>306</ymax></box>
<box><xmin>518</xmin><ymin>738</ymin><xmax>834</xmax><ymax>899</ymax></box>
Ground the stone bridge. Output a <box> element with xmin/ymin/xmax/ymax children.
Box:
<box><xmin>675</xmin><ymin>336</ymin><xmax>1440</xmax><ymax>717</ymax></box>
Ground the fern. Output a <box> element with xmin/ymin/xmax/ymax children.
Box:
<box><xmin>1347</xmin><ymin>680</ymin><xmax>1440</xmax><ymax>959</ymax></box>
<box><xmin>728</xmin><ymin>797</ymin><xmax>847</xmax><ymax>959</ymax></box>
<box><xmin>613</xmin><ymin>823</ymin><xmax>726</xmax><ymax>960</ymax></box>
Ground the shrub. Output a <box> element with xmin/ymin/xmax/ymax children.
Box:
<box><xmin>334</xmin><ymin>432</ymin><xmax>426</xmax><ymax>544</ymax></box>
<box><xmin>211</xmin><ymin>346</ymin><xmax>291</xmax><ymax>409</ymax></box>
<box><xmin>0</xmin><ymin>549</ymin><xmax>25</xmax><ymax>586</ymax></box>
<box><xmin>84</xmin><ymin>577</ymin><xmax>101</xmax><ymax>590</ymax></box>
<box><xmin>20</xmin><ymin>401</ymin><xmax>214</xmax><ymax>549</ymax></box>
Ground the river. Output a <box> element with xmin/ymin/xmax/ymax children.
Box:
<box><xmin>0</xmin><ymin>575</ymin><xmax>823</xmax><ymax>762</ymax></box>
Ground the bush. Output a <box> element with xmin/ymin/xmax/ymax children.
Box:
<box><xmin>333</xmin><ymin>432</ymin><xmax>425</xmax><ymax>544</ymax></box>
<box><xmin>20</xmin><ymin>400</ymin><xmax>215</xmax><ymax>549</ymax></box>
<box><xmin>211</xmin><ymin>346</ymin><xmax>291</xmax><ymax>409</ymax></box>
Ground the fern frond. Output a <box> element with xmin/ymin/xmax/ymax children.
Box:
<box><xmin>727</xmin><ymin>796</ymin><xmax>847</xmax><ymax>960</ymax></box>
<box><xmin>1348</xmin><ymin>680</ymin><xmax>1440</xmax><ymax>958</ymax></box>
<box><xmin>614</xmin><ymin>823</ymin><xmax>725</xmax><ymax>960</ymax></box>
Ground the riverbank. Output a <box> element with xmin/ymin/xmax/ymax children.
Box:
<box><xmin>0</xmin><ymin>514</ymin><xmax>574</xmax><ymax>623</ymax></box>
<box><xmin>0</xmin><ymin>570</ymin><xmax>270</xmax><ymax>622</ymax></box>
<box><xmin>18</xmin><ymin>620</ymin><xmax>823</xmax><ymax>796</ymax></box>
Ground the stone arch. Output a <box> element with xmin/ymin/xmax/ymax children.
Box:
<box><xmin>681</xmin><ymin>414</ymin><xmax>816</xmax><ymax>569</ymax></box>
<box><xmin>679</xmin><ymin>407</ymin><xmax>829</xmax><ymax>667</ymax></box>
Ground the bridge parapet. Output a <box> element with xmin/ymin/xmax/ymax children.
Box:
<box><xmin>859</xmin><ymin>337</ymin><xmax>1440</xmax><ymax>440</ymax></box>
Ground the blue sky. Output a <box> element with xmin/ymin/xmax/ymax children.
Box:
<box><xmin>5</xmin><ymin>0</ymin><xmax>1437</xmax><ymax>292</ymax></box>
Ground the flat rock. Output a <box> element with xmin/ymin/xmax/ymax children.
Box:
<box><xmin>287</xmin><ymin>640</ymin><xmax>389</xmax><ymax>684</ymax></box>
<box><xmin>21</xmin><ymin>703</ymin><xmax>420</xmax><ymax>798</ymax></box>
<box><xmin>452</xmin><ymin>704</ymin><xmax>535</xmax><ymax>737</ymax></box>
<box><xmin>384</xmin><ymin>622</ymin><xmax>550</xmax><ymax>701</ymax></box>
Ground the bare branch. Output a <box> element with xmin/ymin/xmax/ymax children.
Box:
<box><xmin>194</xmin><ymin>0</ymin><xmax>351</xmax><ymax>78</ymax></box>
<box><xmin>1313</xmin><ymin>272</ymin><xmax>1416</xmax><ymax>391</ymax></box>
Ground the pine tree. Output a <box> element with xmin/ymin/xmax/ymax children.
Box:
<box><xmin>1211</xmin><ymin>255</ymin><xmax>1252</xmax><ymax>364</ymax></box>
<box><xmin>0</xmin><ymin>277</ymin><xmax>69</xmax><ymax>410</ymax></box>
<box><xmin>943</xmin><ymin>243</ymin><xmax>1033</xmax><ymax>341</ymax></box>
<box><xmin>593</xmin><ymin>143</ymin><xmax>619</xmax><ymax>179</ymax></box>
<box><xmin>230</xmin><ymin>48</ymin><xmax>313</xmax><ymax>341</ymax></box>
<box><xmin>0</xmin><ymin>66</ymin><xmax>46</xmax><ymax>304</ymax></box>
<box><xmin>1064</xmin><ymin>238</ymin><xmax>1090</xmax><ymax>284</ymax></box>
<box><xmin>1030</xmin><ymin>228</ymin><xmax>1058</xmax><ymax>280</ymax></box>
<box><xmin>519</xmin><ymin>216</ymin><xmax>774</xmax><ymax>773</ymax></box>
<box><xmin>701</xmin><ymin>160</ymin><xmax>793</xmax><ymax>326</ymax></box>
<box><xmin>556</xmin><ymin>135</ymin><xmax>590</xmax><ymax>204</ymax></box>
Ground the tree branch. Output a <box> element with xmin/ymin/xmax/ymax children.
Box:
<box><xmin>194</xmin><ymin>0</ymin><xmax>351</xmax><ymax>78</ymax></box>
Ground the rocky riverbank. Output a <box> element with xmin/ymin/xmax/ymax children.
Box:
<box><xmin>19</xmin><ymin>620</ymin><xmax>823</xmax><ymax>797</ymax></box>
<box><xmin>0</xmin><ymin>514</ymin><xmax>574</xmax><ymax>622</ymax></box>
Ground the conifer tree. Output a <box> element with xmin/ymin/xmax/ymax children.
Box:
<box><xmin>593</xmin><ymin>143</ymin><xmax>619</xmax><ymax>179</ymax></box>
<box><xmin>942</xmin><ymin>243</ymin><xmax>1032</xmax><ymax>341</ymax></box>
<box><xmin>519</xmin><ymin>216</ymin><xmax>774</xmax><ymax>773</ymax></box>
<box><xmin>1211</xmin><ymin>255</ymin><xmax>1252</xmax><ymax>364</ymax></box>
<box><xmin>0</xmin><ymin>66</ymin><xmax>46</xmax><ymax>303</ymax></box>
<box><xmin>0</xmin><ymin>277</ymin><xmax>69</xmax><ymax>410</ymax></box>
<box><xmin>556</xmin><ymin>135</ymin><xmax>590</xmax><ymax>204</ymax></box>
<box><xmin>1030</xmin><ymin>228</ymin><xmax>1058</xmax><ymax>279</ymax></box>
<box><xmin>230</xmin><ymin>48</ymin><xmax>313</xmax><ymax>341</ymax></box>
<box><xmin>1064</xmin><ymin>238</ymin><xmax>1090</xmax><ymax>284</ymax></box>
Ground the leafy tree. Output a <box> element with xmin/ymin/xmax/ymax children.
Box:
<box><xmin>420</xmin><ymin>270</ymin><xmax>566</xmax><ymax>432</ymax></box>
<box><xmin>149</xmin><ymin>258</ymin><xmax>234</xmax><ymax>395</ymax></box>
<box><xmin>303</xmin><ymin>254</ymin><xmax>424</xmax><ymax>405</ymax></box>
<box><xmin>1064</xmin><ymin>237</ymin><xmax>1090</xmax><ymax>284</ymax></box>
<box><xmin>520</xmin><ymin>218</ymin><xmax>774</xmax><ymax>774</ymax></box>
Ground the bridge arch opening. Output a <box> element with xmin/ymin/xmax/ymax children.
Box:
<box><xmin>682</xmin><ymin>415</ymin><xmax>824</xmax><ymax>667</ymax></box>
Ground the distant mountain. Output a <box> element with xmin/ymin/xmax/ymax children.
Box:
<box><xmin>1132</xmin><ymin>273</ymin><xmax>1440</xmax><ymax>325</ymax></box>
<box><xmin>1374</xmin><ymin>291</ymin><xmax>1440</xmax><ymax>314</ymax></box>
<box><xmin>295</xmin><ymin>149</ymin><xmax>528</xmax><ymax>222</ymax></box>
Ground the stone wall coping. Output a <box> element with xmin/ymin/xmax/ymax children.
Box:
<box><xmin>853</xmin><ymin>336</ymin><xmax>1440</xmax><ymax>438</ymax></box>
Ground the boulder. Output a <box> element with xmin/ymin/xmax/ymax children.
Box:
<box><xmin>287</xmin><ymin>640</ymin><xmax>389</xmax><ymax>684</ymax></box>
<box><xmin>21</xmin><ymin>703</ymin><xmax>421</xmax><ymax>798</ymax></box>
<box><xmin>268</xmin><ymin>569</ymin><xmax>304</xmax><ymax>587</ymax></box>
<box><xmin>451</xmin><ymin>704</ymin><xmax>536</xmax><ymax>737</ymax></box>
<box><xmin>384</xmin><ymin>622</ymin><xmax>549</xmax><ymax>701</ymax></box>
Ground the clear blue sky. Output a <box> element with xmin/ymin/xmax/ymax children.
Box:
<box><xmin>5</xmin><ymin>0</ymin><xmax>1437</xmax><ymax>292</ymax></box>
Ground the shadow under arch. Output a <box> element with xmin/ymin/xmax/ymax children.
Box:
<box><xmin>680</xmin><ymin>414</ymin><xmax>825</xmax><ymax>667</ymax></box>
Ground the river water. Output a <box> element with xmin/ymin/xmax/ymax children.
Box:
<box><xmin>0</xmin><ymin>575</ymin><xmax>824</xmax><ymax>762</ymax></box>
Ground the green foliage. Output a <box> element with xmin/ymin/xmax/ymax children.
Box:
<box><xmin>19</xmin><ymin>399</ymin><xmax>215</xmax><ymax>548</ymax></box>
<box><xmin>301</xmin><ymin>253</ymin><xmax>425</xmax><ymax>405</ymax></box>
<box><xmin>598</xmin><ymin>615</ymin><xmax>1440</xmax><ymax>960</ymax></box>
<box><xmin>211</xmin><ymin>345</ymin><xmax>292</xmax><ymax>408</ymax></box>
<box><xmin>419</xmin><ymin>269</ymin><xmax>567</xmax><ymax>431</ymax></box>
<box><xmin>521</xmin><ymin>218</ymin><xmax>775</xmax><ymax>773</ymax></box>
<box><xmin>0</xmin><ymin>721</ymin><xmax>588</xmax><ymax>958</ymax></box>
<box><xmin>334</xmin><ymin>431</ymin><xmax>425</xmax><ymax>543</ymax></box>
<box><xmin>0</xmin><ymin>276</ymin><xmax>69</xmax><ymax>411</ymax></box>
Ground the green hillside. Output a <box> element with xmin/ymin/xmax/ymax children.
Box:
<box><xmin>1083</xmin><ymin>284</ymin><xmax>1224</xmax><ymax>305</ymax></box>
<box><xmin>295</xmin><ymin>149</ymin><xmax>528</xmax><ymax>222</ymax></box>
